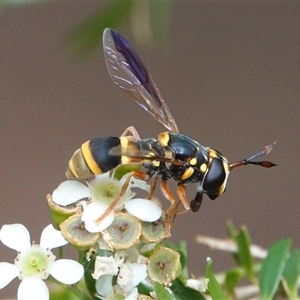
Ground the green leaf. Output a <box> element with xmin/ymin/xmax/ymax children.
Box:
<box><xmin>205</xmin><ymin>259</ymin><xmax>229</xmax><ymax>300</ymax></box>
<box><xmin>226</xmin><ymin>220</ymin><xmax>237</xmax><ymax>241</ymax></box>
<box><xmin>153</xmin><ymin>281</ymin><xmax>176</xmax><ymax>300</ymax></box>
<box><xmin>170</xmin><ymin>278</ymin><xmax>206</xmax><ymax>300</ymax></box>
<box><xmin>66</xmin><ymin>1</ymin><xmax>132</xmax><ymax>58</ymax></box>
<box><xmin>226</xmin><ymin>221</ymin><xmax>241</xmax><ymax>265</ymax></box>
<box><xmin>236</xmin><ymin>226</ymin><xmax>254</xmax><ymax>280</ymax></box>
<box><xmin>137</xmin><ymin>280</ymin><xmax>154</xmax><ymax>296</ymax></box>
<box><xmin>259</xmin><ymin>238</ymin><xmax>291</xmax><ymax>300</ymax></box>
<box><xmin>282</xmin><ymin>250</ymin><xmax>300</xmax><ymax>299</ymax></box>
<box><xmin>81</xmin><ymin>253</ymin><xmax>98</xmax><ymax>299</ymax></box>
<box><xmin>224</xmin><ymin>269</ymin><xmax>242</xmax><ymax>295</ymax></box>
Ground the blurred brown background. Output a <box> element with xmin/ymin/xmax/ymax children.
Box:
<box><xmin>0</xmin><ymin>3</ymin><xmax>299</xmax><ymax>298</ymax></box>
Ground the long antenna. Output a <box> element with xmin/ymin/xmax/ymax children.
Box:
<box><xmin>229</xmin><ymin>142</ymin><xmax>277</xmax><ymax>171</ymax></box>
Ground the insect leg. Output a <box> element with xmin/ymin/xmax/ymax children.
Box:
<box><xmin>160</xmin><ymin>181</ymin><xmax>194</xmax><ymax>232</ymax></box>
<box><xmin>165</xmin><ymin>198</ymin><xmax>181</xmax><ymax>236</ymax></box>
<box><xmin>177</xmin><ymin>184</ymin><xmax>190</xmax><ymax>212</ymax></box>
<box><xmin>94</xmin><ymin>170</ymin><xmax>149</xmax><ymax>225</ymax></box>
<box><xmin>165</xmin><ymin>185</ymin><xmax>190</xmax><ymax>230</ymax></box>
<box><xmin>160</xmin><ymin>180</ymin><xmax>176</xmax><ymax>205</ymax></box>
<box><xmin>120</xmin><ymin>126</ymin><xmax>141</xmax><ymax>139</ymax></box>
<box><xmin>146</xmin><ymin>176</ymin><xmax>158</xmax><ymax>200</ymax></box>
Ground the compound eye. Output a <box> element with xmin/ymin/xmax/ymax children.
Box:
<box><xmin>203</xmin><ymin>158</ymin><xmax>226</xmax><ymax>192</ymax></box>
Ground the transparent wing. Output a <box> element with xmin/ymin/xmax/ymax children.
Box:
<box><xmin>103</xmin><ymin>28</ymin><xmax>179</xmax><ymax>133</ymax></box>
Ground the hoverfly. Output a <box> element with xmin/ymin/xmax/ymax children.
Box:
<box><xmin>67</xmin><ymin>28</ymin><xmax>276</xmax><ymax>215</ymax></box>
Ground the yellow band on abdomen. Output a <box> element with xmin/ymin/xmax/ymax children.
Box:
<box><xmin>68</xmin><ymin>156</ymin><xmax>79</xmax><ymax>178</ymax></box>
<box><xmin>81</xmin><ymin>141</ymin><xmax>102</xmax><ymax>175</ymax></box>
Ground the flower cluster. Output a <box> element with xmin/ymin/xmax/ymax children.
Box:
<box><xmin>0</xmin><ymin>170</ymin><xmax>208</xmax><ymax>299</ymax></box>
<box><xmin>48</xmin><ymin>171</ymin><xmax>180</xmax><ymax>299</ymax></box>
<box><xmin>90</xmin><ymin>243</ymin><xmax>183</xmax><ymax>299</ymax></box>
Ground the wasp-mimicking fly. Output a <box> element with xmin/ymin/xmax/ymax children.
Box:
<box><xmin>67</xmin><ymin>28</ymin><xmax>276</xmax><ymax>215</ymax></box>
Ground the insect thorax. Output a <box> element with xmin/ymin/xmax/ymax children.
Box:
<box><xmin>143</xmin><ymin>133</ymin><xmax>209</xmax><ymax>184</ymax></box>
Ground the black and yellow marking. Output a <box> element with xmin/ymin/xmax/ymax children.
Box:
<box><xmin>200</xmin><ymin>163</ymin><xmax>207</xmax><ymax>173</ymax></box>
<box><xmin>66</xmin><ymin>136</ymin><xmax>122</xmax><ymax>180</ymax></box>
<box><xmin>189</xmin><ymin>157</ymin><xmax>197</xmax><ymax>166</ymax></box>
<box><xmin>81</xmin><ymin>141</ymin><xmax>102</xmax><ymax>175</ymax></box>
<box><xmin>181</xmin><ymin>167</ymin><xmax>194</xmax><ymax>180</ymax></box>
<box><xmin>158</xmin><ymin>132</ymin><xmax>170</xmax><ymax>147</ymax></box>
<box><xmin>152</xmin><ymin>160</ymin><xmax>160</xmax><ymax>167</ymax></box>
<box><xmin>208</xmin><ymin>149</ymin><xmax>218</xmax><ymax>158</ymax></box>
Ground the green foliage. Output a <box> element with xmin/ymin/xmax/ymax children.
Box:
<box><xmin>224</xmin><ymin>268</ymin><xmax>242</xmax><ymax>296</ymax></box>
<box><xmin>206</xmin><ymin>259</ymin><xmax>229</xmax><ymax>300</ymax></box>
<box><xmin>153</xmin><ymin>281</ymin><xmax>176</xmax><ymax>300</ymax></box>
<box><xmin>49</xmin><ymin>220</ymin><xmax>300</xmax><ymax>300</ymax></box>
<box><xmin>66</xmin><ymin>1</ymin><xmax>133</xmax><ymax>58</ymax></box>
<box><xmin>170</xmin><ymin>278</ymin><xmax>206</xmax><ymax>300</ymax></box>
<box><xmin>236</xmin><ymin>226</ymin><xmax>255</xmax><ymax>280</ymax></box>
<box><xmin>81</xmin><ymin>251</ymin><xmax>98</xmax><ymax>300</ymax></box>
<box><xmin>259</xmin><ymin>239</ymin><xmax>291</xmax><ymax>300</ymax></box>
<box><xmin>152</xmin><ymin>279</ymin><xmax>205</xmax><ymax>300</ymax></box>
<box><xmin>202</xmin><ymin>224</ymin><xmax>299</xmax><ymax>300</ymax></box>
<box><xmin>283</xmin><ymin>250</ymin><xmax>300</xmax><ymax>299</ymax></box>
<box><xmin>65</xmin><ymin>1</ymin><xmax>173</xmax><ymax>59</ymax></box>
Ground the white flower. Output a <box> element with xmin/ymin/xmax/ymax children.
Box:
<box><xmin>94</xmin><ymin>247</ymin><xmax>148</xmax><ymax>300</ymax></box>
<box><xmin>52</xmin><ymin>172</ymin><xmax>162</xmax><ymax>233</ymax></box>
<box><xmin>186</xmin><ymin>278</ymin><xmax>209</xmax><ymax>293</ymax></box>
<box><xmin>92</xmin><ymin>256</ymin><xmax>118</xmax><ymax>280</ymax></box>
<box><xmin>118</xmin><ymin>262</ymin><xmax>147</xmax><ymax>295</ymax></box>
<box><xmin>0</xmin><ymin>224</ymin><xmax>84</xmax><ymax>300</ymax></box>
<box><xmin>95</xmin><ymin>275</ymin><xmax>114</xmax><ymax>299</ymax></box>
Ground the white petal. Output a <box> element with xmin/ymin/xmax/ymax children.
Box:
<box><xmin>92</xmin><ymin>256</ymin><xmax>118</xmax><ymax>280</ymax></box>
<box><xmin>119</xmin><ymin>172</ymin><xmax>131</xmax><ymax>186</ymax></box>
<box><xmin>125</xmin><ymin>287</ymin><xmax>138</xmax><ymax>300</ymax></box>
<box><xmin>49</xmin><ymin>259</ymin><xmax>84</xmax><ymax>284</ymax></box>
<box><xmin>126</xmin><ymin>263</ymin><xmax>147</xmax><ymax>288</ymax></box>
<box><xmin>82</xmin><ymin>202</ymin><xmax>114</xmax><ymax>233</ymax></box>
<box><xmin>0</xmin><ymin>224</ymin><xmax>30</xmax><ymax>252</ymax></box>
<box><xmin>121</xmin><ymin>263</ymin><xmax>147</xmax><ymax>295</ymax></box>
<box><xmin>0</xmin><ymin>262</ymin><xmax>18</xmax><ymax>288</ymax></box>
<box><xmin>40</xmin><ymin>224</ymin><xmax>68</xmax><ymax>249</ymax></box>
<box><xmin>18</xmin><ymin>278</ymin><xmax>49</xmax><ymax>300</ymax></box>
<box><xmin>95</xmin><ymin>275</ymin><xmax>114</xmax><ymax>298</ymax></box>
<box><xmin>117</xmin><ymin>263</ymin><xmax>133</xmax><ymax>286</ymax></box>
<box><xmin>52</xmin><ymin>180</ymin><xmax>90</xmax><ymax>206</ymax></box>
<box><xmin>97</xmin><ymin>235</ymin><xmax>114</xmax><ymax>252</ymax></box>
<box><xmin>125</xmin><ymin>199</ymin><xmax>161</xmax><ymax>222</ymax></box>
<box><xmin>93</xmin><ymin>172</ymin><xmax>111</xmax><ymax>180</ymax></box>
<box><xmin>114</xmin><ymin>250</ymin><xmax>126</xmax><ymax>266</ymax></box>
<box><xmin>186</xmin><ymin>278</ymin><xmax>209</xmax><ymax>293</ymax></box>
<box><xmin>130</xmin><ymin>178</ymin><xmax>150</xmax><ymax>193</ymax></box>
